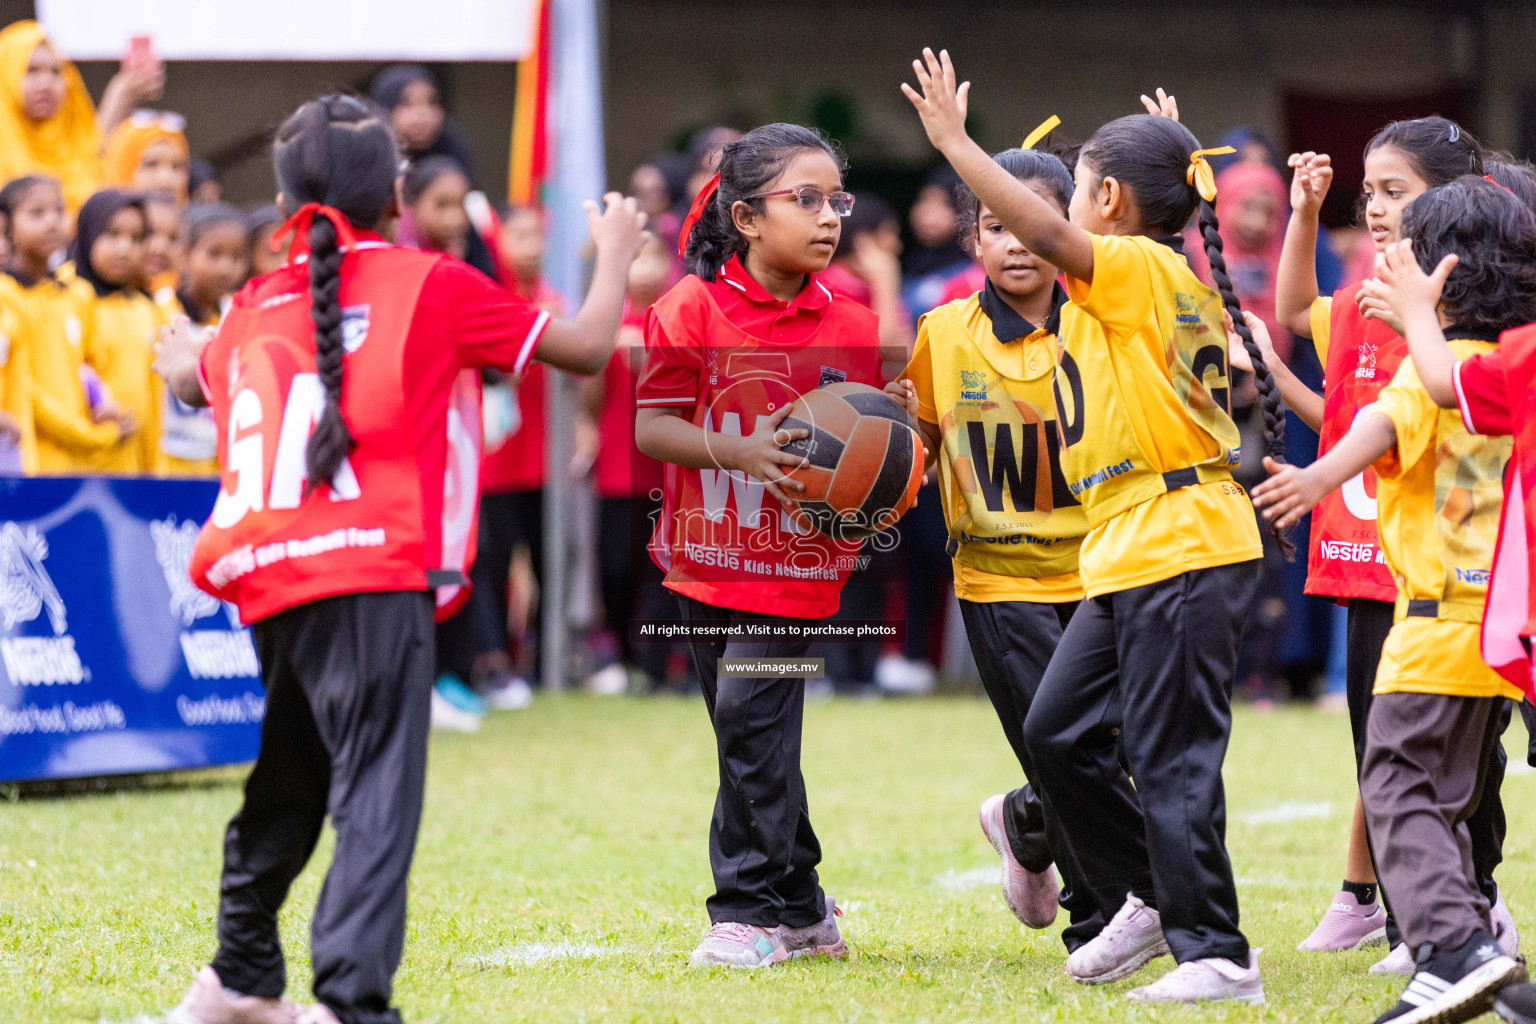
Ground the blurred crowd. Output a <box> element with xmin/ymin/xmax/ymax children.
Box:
<box><xmin>0</xmin><ymin>20</ymin><xmax>1366</xmax><ymax>724</ymax></box>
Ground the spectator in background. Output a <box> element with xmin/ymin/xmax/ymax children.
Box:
<box><xmin>818</xmin><ymin>192</ymin><xmax>914</xmax><ymax>694</ymax></box>
<box><xmin>469</xmin><ymin>205</ymin><xmax>563</xmax><ymax>711</ymax></box>
<box><xmin>369</xmin><ymin>63</ymin><xmax>475</xmax><ymax>178</ymax></box>
<box><xmin>102</xmin><ymin>109</ymin><xmax>189</xmax><ymax>204</ymax></box>
<box><xmin>0</xmin><ymin>175</ymin><xmax>133</xmax><ymax>472</ymax></box>
<box><xmin>581</xmin><ymin>231</ymin><xmax>677</xmax><ymax>694</ymax></box>
<box><xmin>0</xmin><ymin>20</ymin><xmax>162</xmax><ymax>213</ymax></box>
<box><xmin>68</xmin><ymin>189</ymin><xmax>161</xmax><ymax>475</ymax></box>
<box><xmin>243</xmin><ymin>204</ymin><xmax>285</xmax><ymax>280</ymax></box>
<box><xmin>175</xmin><ymin>203</ymin><xmax>247</xmax><ymax>328</ymax></box>
<box><xmin>630</xmin><ymin>151</ymin><xmax>689</xmax><ymax>255</ymax></box>
<box><xmin>141</xmin><ymin>190</ymin><xmax>181</xmax><ymax>296</ymax></box>
<box><xmin>684</xmin><ymin>126</ymin><xmax>741</xmax><ymax>205</ymax></box>
<box><xmin>187</xmin><ymin>156</ymin><xmax>220</xmax><ymax>205</ymax></box>
<box><xmin>399</xmin><ymin>156</ymin><xmax>501</xmax><ymax>279</ymax></box>
<box><xmin>901</xmin><ymin>166</ymin><xmax>973</xmax><ymax>318</ymax></box>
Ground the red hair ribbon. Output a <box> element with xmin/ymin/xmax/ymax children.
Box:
<box><xmin>677</xmin><ymin>171</ymin><xmax>721</xmax><ymax>260</ymax></box>
<box><xmin>1485</xmin><ymin>174</ymin><xmax>1516</xmax><ymax>196</ymax></box>
<box><xmin>272</xmin><ymin>202</ymin><xmax>360</xmax><ymax>261</ymax></box>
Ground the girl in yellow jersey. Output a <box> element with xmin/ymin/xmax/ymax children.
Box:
<box><xmin>901</xmin><ymin>144</ymin><xmax>1101</xmax><ymax>952</ymax></box>
<box><xmin>906</xmin><ymin>53</ymin><xmax>1280</xmax><ymax>1004</ymax></box>
<box><xmin>69</xmin><ymin>188</ymin><xmax>164</xmax><ymax>474</ymax></box>
<box><xmin>0</xmin><ymin>174</ymin><xmax>133</xmax><ymax>473</ymax></box>
<box><xmin>1254</xmin><ymin>177</ymin><xmax>1532</xmax><ymax>1024</ymax></box>
<box><xmin>0</xmin><ymin>296</ymin><xmax>32</xmax><ymax>473</ymax></box>
<box><xmin>158</xmin><ymin>204</ymin><xmax>247</xmax><ymax>476</ymax></box>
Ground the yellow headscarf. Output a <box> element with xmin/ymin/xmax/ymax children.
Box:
<box><xmin>104</xmin><ymin>112</ymin><xmax>189</xmax><ymax>202</ymax></box>
<box><xmin>0</xmin><ymin>21</ymin><xmax>101</xmax><ymax>214</ymax></box>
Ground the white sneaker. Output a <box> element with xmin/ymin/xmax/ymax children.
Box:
<box><xmin>1494</xmin><ymin>889</ymin><xmax>1521</xmax><ymax>958</ymax></box>
<box><xmin>1127</xmin><ymin>951</ymin><xmax>1265</xmax><ymax>1005</ymax></box>
<box><xmin>430</xmin><ymin>688</ymin><xmax>482</xmax><ymax>732</ymax></box>
<box><xmin>875</xmin><ymin>654</ymin><xmax>935</xmax><ymax>695</ymax></box>
<box><xmin>1370</xmin><ymin>942</ymin><xmax>1416</xmax><ymax>977</ymax></box>
<box><xmin>587</xmin><ymin>664</ymin><xmax>628</xmax><ymax>696</ymax></box>
<box><xmin>294</xmin><ymin>1006</ymin><xmax>342</xmax><ymax>1024</ymax></box>
<box><xmin>484</xmin><ymin>676</ymin><xmax>533</xmax><ymax>711</ymax></box>
<box><xmin>688</xmin><ymin>921</ymin><xmax>788</xmax><ymax>969</ymax></box>
<box><xmin>1065</xmin><ymin>894</ymin><xmax>1171</xmax><ymax>984</ymax></box>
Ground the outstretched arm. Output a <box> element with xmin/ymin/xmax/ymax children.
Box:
<box><xmin>1227</xmin><ymin>311</ymin><xmax>1323</xmax><ymax>433</ymax></box>
<box><xmin>1274</xmin><ymin>153</ymin><xmax>1333</xmax><ymax>338</ymax></box>
<box><xmin>901</xmin><ymin>48</ymin><xmax>1094</xmax><ymax>282</ymax></box>
<box><xmin>1359</xmin><ymin>239</ymin><xmax>1459</xmax><ymax>409</ymax></box>
<box><xmin>1249</xmin><ymin>413</ymin><xmax>1396</xmax><ymax>530</ymax></box>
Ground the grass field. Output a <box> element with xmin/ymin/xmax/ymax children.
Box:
<box><xmin>2</xmin><ymin>694</ymin><xmax>1534</xmax><ymax>1023</ymax></box>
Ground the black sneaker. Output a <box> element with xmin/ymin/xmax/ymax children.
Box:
<box><xmin>1372</xmin><ymin>931</ymin><xmax>1526</xmax><ymax>1024</ymax></box>
<box><xmin>1496</xmin><ymin>982</ymin><xmax>1536</xmax><ymax>1024</ymax></box>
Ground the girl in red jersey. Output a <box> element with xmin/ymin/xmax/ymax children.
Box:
<box><xmin>153</xmin><ymin>94</ymin><xmax>646</xmax><ymax>1024</ymax></box>
<box><xmin>635</xmin><ymin>123</ymin><xmax>907</xmax><ymax>969</ymax></box>
<box><xmin>1259</xmin><ymin>119</ymin><xmax>1517</xmax><ymax>971</ymax></box>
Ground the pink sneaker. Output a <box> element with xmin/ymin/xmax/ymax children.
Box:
<box><xmin>978</xmin><ymin>794</ymin><xmax>1059</xmax><ymax>929</ymax></box>
<box><xmin>1065</xmin><ymin>895</ymin><xmax>1171</xmax><ymax>985</ymax></box>
<box><xmin>1297</xmin><ymin>890</ymin><xmax>1388</xmax><ymax>951</ymax></box>
<box><xmin>167</xmin><ymin>967</ymin><xmax>296</xmax><ymax>1024</ymax></box>
<box><xmin>688</xmin><ymin>921</ymin><xmax>788</xmax><ymax>969</ymax></box>
<box><xmin>294</xmin><ymin>1007</ymin><xmax>341</xmax><ymax>1024</ymax></box>
<box><xmin>1494</xmin><ymin>890</ymin><xmax>1522</xmax><ymax>959</ymax></box>
<box><xmin>779</xmin><ymin>897</ymin><xmax>847</xmax><ymax>959</ymax></box>
<box><xmin>1370</xmin><ymin>942</ymin><xmax>1415</xmax><ymax>977</ymax></box>
<box><xmin>1127</xmin><ymin>950</ymin><xmax>1265</xmax><ymax>1005</ymax></box>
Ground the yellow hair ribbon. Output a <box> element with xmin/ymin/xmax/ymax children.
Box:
<box><xmin>1186</xmin><ymin>146</ymin><xmax>1236</xmax><ymax>202</ymax></box>
<box><xmin>1021</xmin><ymin>115</ymin><xmax>1061</xmax><ymax>151</ymax></box>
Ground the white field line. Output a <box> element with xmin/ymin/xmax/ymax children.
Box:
<box><xmin>1235</xmin><ymin>800</ymin><xmax>1335</xmax><ymax>825</ymax></box>
<box><xmin>933</xmin><ymin>866</ymin><xmax>999</xmax><ymax>890</ymax></box>
<box><xmin>462</xmin><ymin>941</ymin><xmax>629</xmax><ymax>970</ymax></box>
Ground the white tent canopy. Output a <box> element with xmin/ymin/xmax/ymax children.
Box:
<box><xmin>36</xmin><ymin>0</ymin><xmax>535</xmax><ymax>61</ymax></box>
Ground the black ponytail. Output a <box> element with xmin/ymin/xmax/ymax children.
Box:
<box><xmin>682</xmin><ymin>123</ymin><xmax>846</xmax><ymax>280</ymax></box>
<box><xmin>271</xmin><ymin>94</ymin><xmax>399</xmax><ymax>490</ymax></box>
<box><xmin>1198</xmin><ymin>195</ymin><xmax>1293</xmax><ymax>558</ymax></box>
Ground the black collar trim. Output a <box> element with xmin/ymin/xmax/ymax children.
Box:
<box><xmin>979</xmin><ymin>278</ymin><xmax>1066</xmax><ymax>343</ymax></box>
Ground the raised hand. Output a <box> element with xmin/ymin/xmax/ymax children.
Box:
<box><xmin>585</xmin><ymin>192</ymin><xmax>649</xmax><ymax>263</ymax></box>
<box><xmin>1286</xmin><ymin>152</ymin><xmax>1333</xmax><ymax>219</ymax></box>
<box><xmin>900</xmin><ymin>48</ymin><xmax>972</xmax><ymax>155</ymax></box>
<box><xmin>1361</xmin><ymin>238</ymin><xmax>1457</xmax><ymax>326</ymax></box>
<box><xmin>1139</xmin><ymin>87</ymin><xmax>1179</xmax><ymax>121</ymax></box>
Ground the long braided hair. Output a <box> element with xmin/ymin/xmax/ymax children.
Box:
<box><xmin>1080</xmin><ymin>114</ymin><xmax>1292</xmax><ymax>556</ymax></box>
<box><xmin>271</xmin><ymin>94</ymin><xmax>398</xmax><ymax>489</ymax></box>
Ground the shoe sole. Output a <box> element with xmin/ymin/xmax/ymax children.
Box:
<box><xmin>688</xmin><ymin>952</ymin><xmax>788</xmax><ymax>969</ymax></box>
<box><xmin>788</xmin><ymin>939</ymin><xmax>848</xmax><ymax>960</ymax></box>
<box><xmin>1068</xmin><ymin>939</ymin><xmax>1173</xmax><ymax>985</ymax></box>
<box><xmin>1128</xmin><ymin>987</ymin><xmax>1266</xmax><ymax>1005</ymax></box>
<box><xmin>978</xmin><ymin>798</ymin><xmax>1057</xmax><ymax>930</ymax></box>
<box><xmin>1391</xmin><ymin>956</ymin><xmax>1527</xmax><ymax>1024</ymax></box>
<box><xmin>1495</xmin><ymin>992</ymin><xmax>1536</xmax><ymax>1024</ymax></box>
<box><xmin>1300</xmin><ymin>923</ymin><xmax>1389</xmax><ymax>953</ymax></box>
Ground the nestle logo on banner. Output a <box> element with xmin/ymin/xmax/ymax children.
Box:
<box><xmin>150</xmin><ymin>516</ymin><xmax>260</xmax><ymax>680</ymax></box>
<box><xmin>0</xmin><ymin>522</ymin><xmax>86</xmax><ymax>686</ymax></box>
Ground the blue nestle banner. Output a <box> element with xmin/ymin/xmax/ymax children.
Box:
<box><xmin>0</xmin><ymin>476</ymin><xmax>262</xmax><ymax>782</ymax></box>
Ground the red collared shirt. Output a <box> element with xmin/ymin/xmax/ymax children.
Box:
<box><xmin>635</xmin><ymin>255</ymin><xmax>884</xmax><ymax>619</ymax></box>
